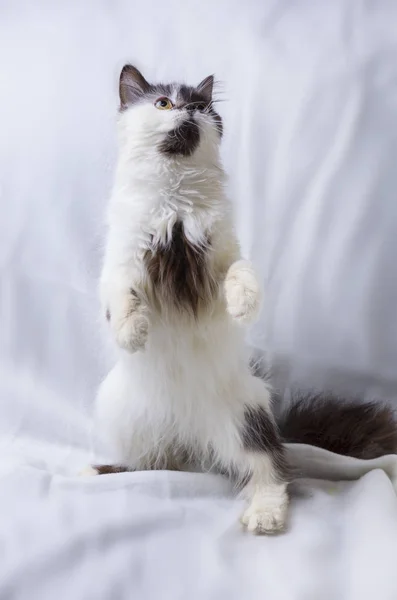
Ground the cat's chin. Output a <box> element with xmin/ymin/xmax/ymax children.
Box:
<box><xmin>159</xmin><ymin>118</ymin><xmax>200</xmax><ymax>157</ymax></box>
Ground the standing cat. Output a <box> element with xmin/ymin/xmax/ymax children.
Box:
<box><xmin>92</xmin><ymin>65</ymin><xmax>289</xmax><ymax>534</ymax></box>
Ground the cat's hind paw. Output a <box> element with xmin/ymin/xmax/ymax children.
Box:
<box><xmin>241</xmin><ymin>489</ymin><xmax>288</xmax><ymax>534</ymax></box>
<box><xmin>79</xmin><ymin>466</ymin><xmax>99</xmax><ymax>477</ymax></box>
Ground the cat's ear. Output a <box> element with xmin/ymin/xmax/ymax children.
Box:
<box><xmin>196</xmin><ymin>75</ymin><xmax>214</xmax><ymax>102</ymax></box>
<box><xmin>119</xmin><ymin>65</ymin><xmax>150</xmax><ymax>109</ymax></box>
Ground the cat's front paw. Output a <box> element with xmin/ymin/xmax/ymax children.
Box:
<box><xmin>224</xmin><ymin>260</ymin><xmax>262</xmax><ymax>324</ymax></box>
<box><xmin>115</xmin><ymin>312</ymin><xmax>149</xmax><ymax>353</ymax></box>
<box><xmin>108</xmin><ymin>289</ymin><xmax>149</xmax><ymax>353</ymax></box>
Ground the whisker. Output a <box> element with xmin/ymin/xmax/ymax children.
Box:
<box><xmin>210</xmin><ymin>98</ymin><xmax>227</xmax><ymax>105</ymax></box>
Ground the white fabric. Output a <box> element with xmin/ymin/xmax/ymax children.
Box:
<box><xmin>1</xmin><ymin>0</ymin><xmax>397</xmax><ymax>598</ymax></box>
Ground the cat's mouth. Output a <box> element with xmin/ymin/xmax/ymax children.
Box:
<box><xmin>159</xmin><ymin>117</ymin><xmax>200</xmax><ymax>157</ymax></box>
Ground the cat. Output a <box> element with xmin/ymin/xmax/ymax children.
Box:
<box><xmin>87</xmin><ymin>65</ymin><xmax>397</xmax><ymax>534</ymax></box>
<box><xmin>91</xmin><ymin>65</ymin><xmax>289</xmax><ymax>534</ymax></box>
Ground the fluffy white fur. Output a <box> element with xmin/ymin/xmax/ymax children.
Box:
<box><xmin>94</xmin><ymin>79</ymin><xmax>288</xmax><ymax>534</ymax></box>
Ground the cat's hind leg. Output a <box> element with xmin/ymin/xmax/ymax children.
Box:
<box><xmin>84</xmin><ymin>362</ymin><xmax>179</xmax><ymax>474</ymax></box>
<box><xmin>211</xmin><ymin>377</ymin><xmax>290</xmax><ymax>534</ymax></box>
<box><xmin>239</xmin><ymin>451</ymin><xmax>289</xmax><ymax>534</ymax></box>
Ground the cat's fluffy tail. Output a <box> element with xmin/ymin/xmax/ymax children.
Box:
<box><xmin>249</xmin><ymin>350</ymin><xmax>397</xmax><ymax>459</ymax></box>
<box><xmin>277</xmin><ymin>392</ymin><xmax>397</xmax><ymax>459</ymax></box>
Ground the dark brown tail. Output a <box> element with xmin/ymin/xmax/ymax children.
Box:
<box><xmin>278</xmin><ymin>393</ymin><xmax>397</xmax><ymax>459</ymax></box>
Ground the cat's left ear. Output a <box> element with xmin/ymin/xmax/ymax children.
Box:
<box><xmin>196</xmin><ymin>75</ymin><xmax>214</xmax><ymax>102</ymax></box>
<box><xmin>119</xmin><ymin>64</ymin><xmax>151</xmax><ymax>110</ymax></box>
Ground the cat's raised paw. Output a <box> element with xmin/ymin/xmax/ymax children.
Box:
<box><xmin>108</xmin><ymin>289</ymin><xmax>150</xmax><ymax>353</ymax></box>
<box><xmin>115</xmin><ymin>313</ymin><xmax>149</xmax><ymax>353</ymax></box>
<box><xmin>225</xmin><ymin>260</ymin><xmax>262</xmax><ymax>324</ymax></box>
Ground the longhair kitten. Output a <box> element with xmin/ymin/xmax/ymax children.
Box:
<box><xmin>91</xmin><ymin>65</ymin><xmax>289</xmax><ymax>534</ymax></box>
<box><xmin>87</xmin><ymin>66</ymin><xmax>397</xmax><ymax>534</ymax></box>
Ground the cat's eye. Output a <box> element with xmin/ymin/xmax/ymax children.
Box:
<box><xmin>196</xmin><ymin>103</ymin><xmax>206</xmax><ymax>111</ymax></box>
<box><xmin>155</xmin><ymin>97</ymin><xmax>173</xmax><ymax>110</ymax></box>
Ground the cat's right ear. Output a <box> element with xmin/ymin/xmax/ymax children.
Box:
<box><xmin>119</xmin><ymin>65</ymin><xmax>150</xmax><ymax>110</ymax></box>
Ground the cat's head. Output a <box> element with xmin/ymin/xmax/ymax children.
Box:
<box><xmin>118</xmin><ymin>65</ymin><xmax>223</xmax><ymax>158</ymax></box>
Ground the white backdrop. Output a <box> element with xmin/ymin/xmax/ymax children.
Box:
<box><xmin>1</xmin><ymin>1</ymin><xmax>397</xmax><ymax>599</ymax></box>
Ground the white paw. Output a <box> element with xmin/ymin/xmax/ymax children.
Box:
<box><xmin>114</xmin><ymin>312</ymin><xmax>149</xmax><ymax>353</ymax></box>
<box><xmin>241</xmin><ymin>493</ymin><xmax>288</xmax><ymax>534</ymax></box>
<box><xmin>224</xmin><ymin>260</ymin><xmax>262</xmax><ymax>324</ymax></box>
<box><xmin>79</xmin><ymin>466</ymin><xmax>99</xmax><ymax>477</ymax></box>
<box><xmin>110</xmin><ymin>289</ymin><xmax>149</xmax><ymax>353</ymax></box>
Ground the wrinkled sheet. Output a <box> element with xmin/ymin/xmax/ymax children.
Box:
<box><xmin>1</xmin><ymin>1</ymin><xmax>397</xmax><ymax>598</ymax></box>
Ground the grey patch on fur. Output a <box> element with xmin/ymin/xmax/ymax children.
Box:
<box><xmin>119</xmin><ymin>65</ymin><xmax>223</xmax><ymax>156</ymax></box>
<box><xmin>93</xmin><ymin>452</ymin><xmax>185</xmax><ymax>474</ymax></box>
<box><xmin>160</xmin><ymin>117</ymin><xmax>200</xmax><ymax>157</ymax></box>
<box><xmin>279</xmin><ymin>392</ymin><xmax>397</xmax><ymax>459</ymax></box>
<box><xmin>93</xmin><ymin>464</ymin><xmax>129</xmax><ymax>475</ymax></box>
<box><xmin>144</xmin><ymin>220</ymin><xmax>217</xmax><ymax>317</ymax></box>
<box><xmin>105</xmin><ymin>309</ymin><xmax>110</xmax><ymax>322</ymax></box>
<box><xmin>242</xmin><ymin>404</ymin><xmax>290</xmax><ymax>481</ymax></box>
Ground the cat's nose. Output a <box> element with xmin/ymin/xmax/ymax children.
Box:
<box><xmin>186</xmin><ymin>106</ymin><xmax>197</xmax><ymax>119</ymax></box>
<box><xmin>176</xmin><ymin>102</ymin><xmax>195</xmax><ymax>115</ymax></box>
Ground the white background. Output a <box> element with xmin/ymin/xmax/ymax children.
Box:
<box><xmin>1</xmin><ymin>1</ymin><xmax>397</xmax><ymax>598</ymax></box>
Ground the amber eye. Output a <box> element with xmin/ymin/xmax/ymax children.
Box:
<box><xmin>155</xmin><ymin>97</ymin><xmax>173</xmax><ymax>110</ymax></box>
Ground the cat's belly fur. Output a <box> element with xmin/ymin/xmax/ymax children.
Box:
<box><xmin>95</xmin><ymin>313</ymin><xmax>271</xmax><ymax>467</ymax></box>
